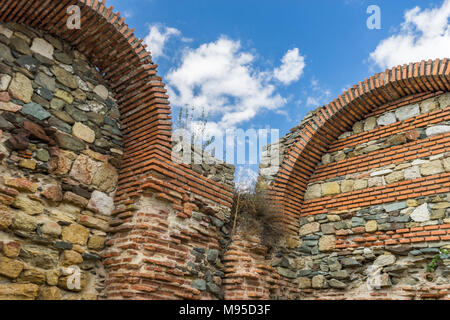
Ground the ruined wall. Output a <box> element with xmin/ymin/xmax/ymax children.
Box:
<box><xmin>0</xmin><ymin>0</ymin><xmax>236</xmax><ymax>301</ymax></box>
<box><xmin>223</xmin><ymin>60</ymin><xmax>450</xmax><ymax>300</ymax></box>
<box><xmin>0</xmin><ymin>22</ymin><xmax>121</xmax><ymax>300</ymax></box>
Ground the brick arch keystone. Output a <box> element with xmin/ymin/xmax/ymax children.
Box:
<box><xmin>268</xmin><ymin>59</ymin><xmax>450</xmax><ymax>234</ymax></box>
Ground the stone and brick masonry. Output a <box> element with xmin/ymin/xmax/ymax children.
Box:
<box><xmin>0</xmin><ymin>0</ymin><xmax>449</xmax><ymax>300</ymax></box>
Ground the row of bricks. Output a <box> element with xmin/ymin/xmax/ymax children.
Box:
<box><xmin>311</xmin><ymin>132</ymin><xmax>450</xmax><ymax>183</ymax></box>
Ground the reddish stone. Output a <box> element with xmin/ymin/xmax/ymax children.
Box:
<box><xmin>41</xmin><ymin>185</ymin><xmax>63</xmax><ymax>202</ymax></box>
<box><xmin>3</xmin><ymin>241</ymin><xmax>21</xmax><ymax>258</ymax></box>
<box><xmin>69</xmin><ymin>155</ymin><xmax>96</xmax><ymax>185</ymax></box>
<box><xmin>63</xmin><ymin>191</ymin><xmax>88</xmax><ymax>208</ymax></box>
<box><xmin>405</xmin><ymin>129</ymin><xmax>420</xmax><ymax>141</ymax></box>
<box><xmin>7</xmin><ymin>130</ymin><xmax>29</xmax><ymax>150</ymax></box>
<box><xmin>2</xmin><ymin>176</ymin><xmax>38</xmax><ymax>193</ymax></box>
<box><xmin>48</xmin><ymin>148</ymin><xmax>73</xmax><ymax>175</ymax></box>
<box><xmin>23</xmin><ymin>120</ymin><xmax>53</xmax><ymax>143</ymax></box>
<box><xmin>0</xmin><ymin>92</ymin><xmax>9</xmax><ymax>102</ymax></box>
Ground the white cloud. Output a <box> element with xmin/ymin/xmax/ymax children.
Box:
<box><xmin>306</xmin><ymin>78</ymin><xmax>331</xmax><ymax>107</ymax></box>
<box><xmin>273</xmin><ymin>48</ymin><xmax>306</xmax><ymax>85</ymax></box>
<box><xmin>144</xmin><ymin>24</ymin><xmax>181</xmax><ymax>59</ymax></box>
<box><xmin>166</xmin><ymin>37</ymin><xmax>288</xmax><ymax>137</ymax></box>
<box><xmin>370</xmin><ymin>0</ymin><xmax>450</xmax><ymax>69</ymax></box>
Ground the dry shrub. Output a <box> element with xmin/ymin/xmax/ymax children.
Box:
<box><xmin>231</xmin><ymin>181</ymin><xmax>286</xmax><ymax>248</ymax></box>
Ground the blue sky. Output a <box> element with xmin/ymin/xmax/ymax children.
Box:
<box><xmin>107</xmin><ymin>0</ymin><xmax>450</xmax><ymax>183</ymax></box>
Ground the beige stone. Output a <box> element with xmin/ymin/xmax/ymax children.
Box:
<box><xmin>354</xmin><ymin>179</ymin><xmax>368</xmax><ymax>190</ymax></box>
<box><xmin>19</xmin><ymin>268</ymin><xmax>46</xmax><ymax>284</ymax></box>
<box><xmin>385</xmin><ymin>170</ymin><xmax>404</xmax><ymax>184</ymax></box>
<box><xmin>407</xmin><ymin>199</ymin><xmax>418</xmax><ymax>207</ymax></box>
<box><xmin>60</xmin><ymin>250</ymin><xmax>83</xmax><ymax>266</ymax></box>
<box><xmin>61</xmin><ymin>224</ymin><xmax>90</xmax><ymax>245</ymax></box>
<box><xmin>319</xmin><ymin>235</ymin><xmax>336</xmax><ymax>252</ymax></box>
<box><xmin>420</xmin><ymin>160</ymin><xmax>444</xmax><ymax>176</ymax></box>
<box><xmin>443</xmin><ymin>158</ymin><xmax>450</xmax><ymax>172</ymax></box>
<box><xmin>92</xmin><ymin>162</ymin><xmax>118</xmax><ymax>192</ymax></box>
<box><xmin>353</xmin><ymin>121</ymin><xmax>363</xmax><ymax>134</ymax></box>
<box><xmin>364</xmin><ymin>117</ymin><xmax>377</xmax><ymax>131</ymax></box>
<box><xmin>88</xmin><ymin>235</ymin><xmax>106</xmax><ymax>250</ymax></box>
<box><xmin>0</xmin><ymin>101</ymin><xmax>22</xmax><ymax>112</ymax></box>
<box><xmin>78</xmin><ymin>215</ymin><xmax>108</xmax><ymax>231</ymax></box>
<box><xmin>8</xmin><ymin>72</ymin><xmax>33</xmax><ymax>103</ymax></box>
<box><xmin>31</xmin><ymin>38</ymin><xmax>54</xmax><ymax>60</ymax></box>
<box><xmin>93</xmin><ymin>85</ymin><xmax>109</xmax><ymax>100</ymax></box>
<box><xmin>38</xmin><ymin>286</ymin><xmax>61</xmax><ymax>300</ymax></box>
<box><xmin>327</xmin><ymin>214</ymin><xmax>341</xmax><ymax>222</ymax></box>
<box><xmin>0</xmin><ymin>283</ymin><xmax>39</xmax><ymax>300</ymax></box>
<box><xmin>322</xmin><ymin>182</ymin><xmax>340</xmax><ymax>196</ymax></box>
<box><xmin>341</xmin><ymin>180</ymin><xmax>354</xmax><ymax>193</ymax></box>
<box><xmin>12</xmin><ymin>195</ymin><xmax>44</xmax><ymax>215</ymax></box>
<box><xmin>72</xmin><ymin>122</ymin><xmax>95</xmax><ymax>143</ymax></box>
<box><xmin>54</xmin><ymin>89</ymin><xmax>74</xmax><ymax>104</ymax></box>
<box><xmin>365</xmin><ymin>220</ymin><xmax>378</xmax><ymax>233</ymax></box>
<box><xmin>297</xmin><ymin>277</ymin><xmax>311</xmax><ymax>289</ymax></box>
<box><xmin>312</xmin><ymin>275</ymin><xmax>326</xmax><ymax>289</ymax></box>
<box><xmin>304</xmin><ymin>184</ymin><xmax>322</xmax><ymax>200</ymax></box>
<box><xmin>19</xmin><ymin>159</ymin><xmax>36</xmax><ymax>170</ymax></box>
<box><xmin>0</xmin><ymin>257</ymin><xmax>24</xmax><ymax>278</ymax></box>
<box><xmin>299</xmin><ymin>222</ymin><xmax>320</xmax><ymax>236</ymax></box>
<box><xmin>46</xmin><ymin>269</ymin><xmax>60</xmax><ymax>286</ymax></box>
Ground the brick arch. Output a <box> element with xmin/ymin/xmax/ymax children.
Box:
<box><xmin>268</xmin><ymin>59</ymin><xmax>450</xmax><ymax>234</ymax></box>
<box><xmin>0</xmin><ymin>0</ymin><xmax>234</xmax><ymax>207</ymax></box>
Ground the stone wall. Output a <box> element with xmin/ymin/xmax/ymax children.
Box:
<box><xmin>0</xmin><ymin>22</ymin><xmax>121</xmax><ymax>300</ymax></box>
<box><xmin>245</xmin><ymin>84</ymin><xmax>450</xmax><ymax>300</ymax></box>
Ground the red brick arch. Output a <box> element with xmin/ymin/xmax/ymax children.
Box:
<box><xmin>0</xmin><ymin>0</ymin><xmax>234</xmax><ymax>207</ymax></box>
<box><xmin>268</xmin><ymin>59</ymin><xmax>450</xmax><ymax>234</ymax></box>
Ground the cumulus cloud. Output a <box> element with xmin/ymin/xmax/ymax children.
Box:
<box><xmin>144</xmin><ymin>24</ymin><xmax>181</xmax><ymax>59</ymax></box>
<box><xmin>305</xmin><ymin>78</ymin><xmax>331</xmax><ymax>107</ymax></box>
<box><xmin>273</xmin><ymin>48</ymin><xmax>306</xmax><ymax>85</ymax></box>
<box><xmin>370</xmin><ymin>0</ymin><xmax>450</xmax><ymax>69</ymax></box>
<box><xmin>166</xmin><ymin>37</ymin><xmax>288</xmax><ymax>137</ymax></box>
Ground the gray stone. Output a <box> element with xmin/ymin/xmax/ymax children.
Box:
<box><xmin>426</xmin><ymin>125</ymin><xmax>450</xmax><ymax>137</ymax></box>
<box><xmin>328</xmin><ymin>279</ymin><xmax>347</xmax><ymax>289</ymax></box>
<box><xmin>377</xmin><ymin>112</ymin><xmax>396</xmax><ymax>126</ymax></box>
<box><xmin>374</xmin><ymin>254</ymin><xmax>396</xmax><ymax>267</ymax></box>
<box><xmin>191</xmin><ymin>279</ymin><xmax>206</xmax><ymax>291</ymax></box>
<box><xmin>383</xmin><ymin>201</ymin><xmax>407</xmax><ymax>212</ymax></box>
<box><xmin>36</xmin><ymin>149</ymin><xmax>50</xmax><ymax>162</ymax></box>
<box><xmin>352</xmin><ymin>217</ymin><xmax>365</xmax><ymax>227</ymax></box>
<box><xmin>17</xmin><ymin>55</ymin><xmax>40</xmax><ymax>72</ymax></box>
<box><xmin>331</xmin><ymin>270</ymin><xmax>349</xmax><ymax>279</ymax></box>
<box><xmin>277</xmin><ymin>267</ymin><xmax>297</xmax><ymax>279</ymax></box>
<box><xmin>410</xmin><ymin>203</ymin><xmax>430</xmax><ymax>222</ymax></box>
<box><xmin>341</xmin><ymin>258</ymin><xmax>361</xmax><ymax>267</ymax></box>
<box><xmin>21</xmin><ymin>102</ymin><xmax>51</xmax><ymax>120</ymax></box>
<box><xmin>207</xmin><ymin>249</ymin><xmax>219</xmax><ymax>263</ymax></box>
<box><xmin>54</xmin><ymin>131</ymin><xmax>85</xmax><ymax>152</ymax></box>
<box><xmin>0</xmin><ymin>42</ymin><xmax>14</xmax><ymax>63</ymax></box>
<box><xmin>395</xmin><ymin>104</ymin><xmax>420</xmax><ymax>121</ymax></box>
<box><xmin>206</xmin><ymin>282</ymin><xmax>220</xmax><ymax>294</ymax></box>
<box><xmin>35</xmin><ymin>72</ymin><xmax>56</xmax><ymax>91</ymax></box>
<box><xmin>10</xmin><ymin>37</ymin><xmax>31</xmax><ymax>55</ymax></box>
